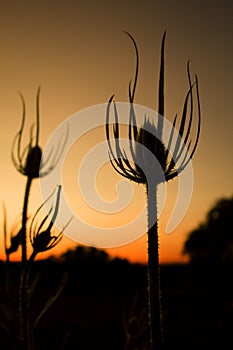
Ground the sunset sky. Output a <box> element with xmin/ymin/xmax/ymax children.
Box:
<box><xmin>0</xmin><ymin>0</ymin><xmax>232</xmax><ymax>264</ymax></box>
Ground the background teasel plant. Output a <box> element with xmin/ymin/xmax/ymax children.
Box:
<box><xmin>2</xmin><ymin>89</ymin><xmax>68</xmax><ymax>350</ymax></box>
<box><xmin>19</xmin><ymin>185</ymin><xmax>69</xmax><ymax>350</ymax></box>
<box><xmin>11</xmin><ymin>87</ymin><xmax>67</xmax><ymax>265</ymax></box>
<box><xmin>106</xmin><ymin>31</ymin><xmax>201</xmax><ymax>349</ymax></box>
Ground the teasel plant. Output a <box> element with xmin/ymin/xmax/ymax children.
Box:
<box><xmin>18</xmin><ymin>185</ymin><xmax>71</xmax><ymax>350</ymax></box>
<box><xmin>1</xmin><ymin>88</ymin><xmax>69</xmax><ymax>350</ymax></box>
<box><xmin>11</xmin><ymin>86</ymin><xmax>68</xmax><ymax>265</ymax></box>
<box><xmin>106</xmin><ymin>31</ymin><xmax>201</xmax><ymax>350</ymax></box>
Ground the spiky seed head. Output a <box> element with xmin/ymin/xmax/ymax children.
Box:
<box><xmin>24</xmin><ymin>145</ymin><xmax>42</xmax><ymax>178</ymax></box>
<box><xmin>134</xmin><ymin>119</ymin><xmax>167</xmax><ymax>184</ymax></box>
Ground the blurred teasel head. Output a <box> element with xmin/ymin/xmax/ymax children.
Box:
<box><xmin>106</xmin><ymin>31</ymin><xmax>201</xmax><ymax>186</ymax></box>
<box><xmin>11</xmin><ymin>87</ymin><xmax>68</xmax><ymax>178</ymax></box>
<box><xmin>2</xmin><ymin>203</ymin><xmax>22</xmax><ymax>259</ymax></box>
<box><xmin>29</xmin><ymin>185</ymin><xmax>65</xmax><ymax>253</ymax></box>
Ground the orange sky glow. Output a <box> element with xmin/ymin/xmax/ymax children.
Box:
<box><xmin>0</xmin><ymin>1</ymin><xmax>232</xmax><ymax>265</ymax></box>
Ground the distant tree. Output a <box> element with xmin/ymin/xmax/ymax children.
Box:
<box><xmin>61</xmin><ymin>245</ymin><xmax>110</xmax><ymax>266</ymax></box>
<box><xmin>183</xmin><ymin>196</ymin><xmax>233</xmax><ymax>264</ymax></box>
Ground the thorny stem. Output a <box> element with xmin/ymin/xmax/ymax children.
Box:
<box><xmin>19</xmin><ymin>176</ymin><xmax>33</xmax><ymax>349</ymax></box>
<box><xmin>21</xmin><ymin>177</ymin><xmax>33</xmax><ymax>265</ymax></box>
<box><xmin>19</xmin><ymin>251</ymin><xmax>37</xmax><ymax>350</ymax></box>
<box><xmin>2</xmin><ymin>204</ymin><xmax>11</xmax><ymax>302</ymax></box>
<box><xmin>146</xmin><ymin>183</ymin><xmax>164</xmax><ymax>350</ymax></box>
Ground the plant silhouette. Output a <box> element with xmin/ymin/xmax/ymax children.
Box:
<box><xmin>3</xmin><ymin>89</ymin><xmax>68</xmax><ymax>350</ymax></box>
<box><xmin>106</xmin><ymin>31</ymin><xmax>201</xmax><ymax>350</ymax></box>
<box><xmin>11</xmin><ymin>87</ymin><xmax>67</xmax><ymax>265</ymax></box>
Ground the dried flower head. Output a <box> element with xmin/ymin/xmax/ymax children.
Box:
<box><xmin>29</xmin><ymin>185</ymin><xmax>68</xmax><ymax>253</ymax></box>
<box><xmin>106</xmin><ymin>32</ymin><xmax>201</xmax><ymax>185</ymax></box>
<box><xmin>11</xmin><ymin>87</ymin><xmax>68</xmax><ymax>178</ymax></box>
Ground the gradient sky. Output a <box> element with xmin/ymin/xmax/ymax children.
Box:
<box><xmin>0</xmin><ymin>0</ymin><xmax>232</xmax><ymax>264</ymax></box>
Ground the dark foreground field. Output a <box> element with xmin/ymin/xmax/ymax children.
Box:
<box><xmin>0</xmin><ymin>249</ymin><xmax>232</xmax><ymax>349</ymax></box>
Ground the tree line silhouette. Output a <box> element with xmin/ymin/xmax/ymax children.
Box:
<box><xmin>183</xmin><ymin>196</ymin><xmax>233</xmax><ymax>264</ymax></box>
